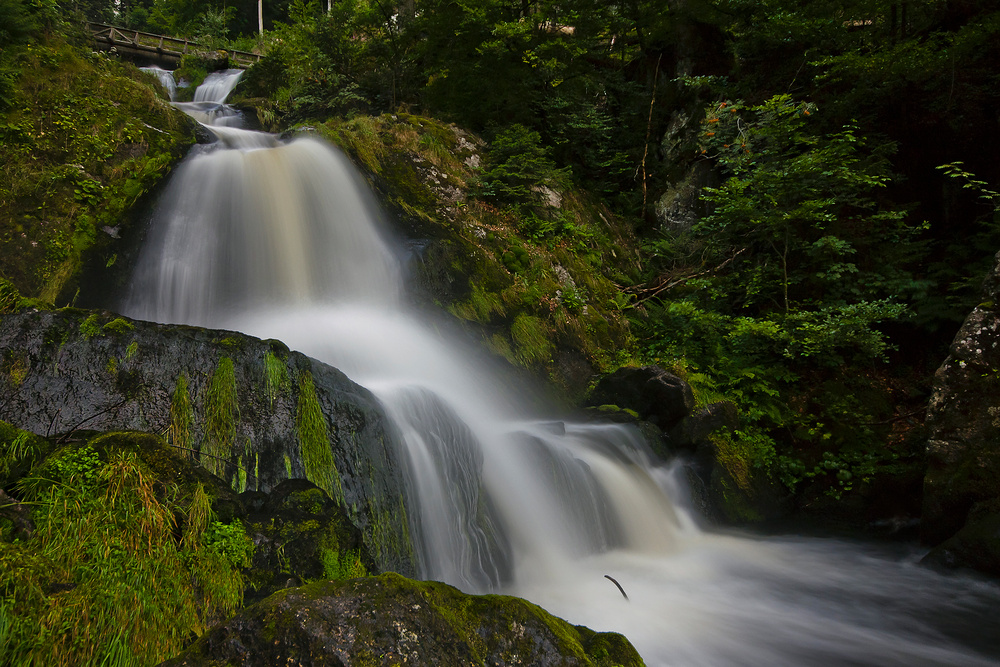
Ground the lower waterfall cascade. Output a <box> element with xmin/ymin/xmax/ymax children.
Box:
<box><xmin>120</xmin><ymin>70</ymin><xmax>1000</xmax><ymax>666</ymax></box>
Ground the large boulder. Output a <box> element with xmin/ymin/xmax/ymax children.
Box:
<box><xmin>587</xmin><ymin>366</ymin><xmax>696</xmax><ymax>430</ymax></box>
<box><xmin>159</xmin><ymin>572</ymin><xmax>645</xmax><ymax>667</ymax></box>
<box><xmin>922</xmin><ymin>250</ymin><xmax>1000</xmax><ymax>549</ymax></box>
<box><xmin>0</xmin><ymin>307</ymin><xmax>415</xmax><ymax>575</ymax></box>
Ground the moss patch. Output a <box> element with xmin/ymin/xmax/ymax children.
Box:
<box><xmin>202</xmin><ymin>357</ymin><xmax>238</xmax><ymax>478</ymax></box>
<box><xmin>295</xmin><ymin>370</ymin><xmax>344</xmax><ymax>506</ymax></box>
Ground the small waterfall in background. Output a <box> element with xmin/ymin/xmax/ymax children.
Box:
<box><xmin>193</xmin><ymin>68</ymin><xmax>245</xmax><ymax>103</ymax></box>
<box><xmin>122</xmin><ymin>72</ymin><xmax>1000</xmax><ymax>666</ymax></box>
<box><xmin>140</xmin><ymin>65</ymin><xmax>177</xmax><ymax>101</ymax></box>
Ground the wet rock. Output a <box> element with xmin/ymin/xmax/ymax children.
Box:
<box><xmin>159</xmin><ymin>573</ymin><xmax>645</xmax><ymax>667</ymax></box>
<box><xmin>922</xmin><ymin>500</ymin><xmax>1000</xmax><ymax>576</ymax></box>
<box><xmin>243</xmin><ymin>478</ymin><xmax>377</xmax><ymax>604</ymax></box>
<box><xmin>670</xmin><ymin>401</ymin><xmax>739</xmax><ymax>453</ymax></box>
<box><xmin>0</xmin><ymin>307</ymin><xmax>415</xmax><ymax>576</ymax></box>
<box><xmin>922</xmin><ymin>250</ymin><xmax>1000</xmax><ymax>549</ymax></box>
<box><xmin>587</xmin><ymin>365</ymin><xmax>695</xmax><ymax>430</ymax></box>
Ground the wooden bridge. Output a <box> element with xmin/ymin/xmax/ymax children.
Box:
<box><xmin>87</xmin><ymin>23</ymin><xmax>261</xmax><ymax>68</ymax></box>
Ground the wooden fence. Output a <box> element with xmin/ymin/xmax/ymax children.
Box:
<box><xmin>87</xmin><ymin>22</ymin><xmax>261</xmax><ymax>68</ymax></box>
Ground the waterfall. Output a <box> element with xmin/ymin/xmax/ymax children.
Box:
<box><xmin>121</xmin><ymin>76</ymin><xmax>1000</xmax><ymax>666</ymax></box>
<box><xmin>193</xmin><ymin>68</ymin><xmax>244</xmax><ymax>103</ymax></box>
<box><xmin>140</xmin><ymin>65</ymin><xmax>177</xmax><ymax>101</ymax></box>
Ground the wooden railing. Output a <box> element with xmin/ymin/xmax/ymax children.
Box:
<box><xmin>87</xmin><ymin>22</ymin><xmax>261</xmax><ymax>68</ymax></box>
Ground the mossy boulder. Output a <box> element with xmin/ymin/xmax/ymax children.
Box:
<box><xmin>587</xmin><ymin>365</ymin><xmax>696</xmax><ymax>430</ymax></box>
<box><xmin>923</xmin><ymin>250</ymin><xmax>1000</xmax><ymax>552</ymax></box>
<box><xmin>0</xmin><ymin>307</ymin><xmax>415</xmax><ymax>576</ymax></box>
<box><xmin>160</xmin><ymin>572</ymin><xmax>645</xmax><ymax>667</ymax></box>
<box><xmin>243</xmin><ymin>479</ymin><xmax>376</xmax><ymax>604</ymax></box>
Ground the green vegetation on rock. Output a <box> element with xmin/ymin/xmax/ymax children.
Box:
<box><xmin>0</xmin><ymin>31</ymin><xmax>195</xmax><ymax>304</ymax></box>
<box><xmin>0</xmin><ymin>433</ymin><xmax>253</xmax><ymax>667</ymax></box>
<box><xmin>169</xmin><ymin>372</ymin><xmax>193</xmax><ymax>454</ymax></box>
<box><xmin>202</xmin><ymin>356</ymin><xmax>238</xmax><ymax>478</ymax></box>
<box><xmin>263</xmin><ymin>350</ymin><xmax>289</xmax><ymax>407</ymax></box>
<box><xmin>162</xmin><ymin>572</ymin><xmax>645</xmax><ymax>666</ymax></box>
<box><xmin>296</xmin><ymin>370</ymin><xmax>344</xmax><ymax>506</ymax></box>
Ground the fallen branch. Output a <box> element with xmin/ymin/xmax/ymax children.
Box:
<box><xmin>626</xmin><ymin>248</ymin><xmax>745</xmax><ymax>304</ymax></box>
<box><xmin>604</xmin><ymin>574</ymin><xmax>629</xmax><ymax>601</ymax></box>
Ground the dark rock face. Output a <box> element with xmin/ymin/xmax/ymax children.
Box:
<box><xmin>669</xmin><ymin>401</ymin><xmax>739</xmax><ymax>454</ymax></box>
<box><xmin>0</xmin><ymin>307</ymin><xmax>415</xmax><ymax>575</ymax></box>
<box><xmin>243</xmin><ymin>478</ymin><xmax>377</xmax><ymax>605</ymax></box>
<box><xmin>587</xmin><ymin>366</ymin><xmax>696</xmax><ymax>430</ymax></box>
<box><xmin>922</xmin><ymin>500</ymin><xmax>1000</xmax><ymax>576</ymax></box>
<box><xmin>159</xmin><ymin>573</ymin><xmax>645</xmax><ymax>667</ymax></box>
<box><xmin>923</xmin><ymin>251</ymin><xmax>1000</xmax><ymax>548</ymax></box>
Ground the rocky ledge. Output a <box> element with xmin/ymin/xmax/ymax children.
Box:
<box><xmin>160</xmin><ymin>572</ymin><xmax>644</xmax><ymax>667</ymax></box>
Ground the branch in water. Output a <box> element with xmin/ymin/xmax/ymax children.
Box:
<box><xmin>605</xmin><ymin>574</ymin><xmax>629</xmax><ymax>600</ymax></box>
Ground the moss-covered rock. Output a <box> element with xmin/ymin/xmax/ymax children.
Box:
<box><xmin>160</xmin><ymin>572</ymin><xmax>645</xmax><ymax>667</ymax></box>
<box><xmin>314</xmin><ymin>113</ymin><xmax>641</xmax><ymax>400</ymax></box>
<box><xmin>923</xmin><ymin>250</ymin><xmax>1000</xmax><ymax>551</ymax></box>
<box><xmin>0</xmin><ymin>36</ymin><xmax>197</xmax><ymax>304</ymax></box>
<box><xmin>243</xmin><ymin>478</ymin><xmax>376</xmax><ymax>604</ymax></box>
<box><xmin>0</xmin><ymin>307</ymin><xmax>415</xmax><ymax>576</ymax></box>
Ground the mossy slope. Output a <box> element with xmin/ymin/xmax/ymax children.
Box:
<box><xmin>0</xmin><ymin>35</ymin><xmax>196</xmax><ymax>305</ymax></box>
<box><xmin>318</xmin><ymin>114</ymin><xmax>641</xmax><ymax>400</ymax></box>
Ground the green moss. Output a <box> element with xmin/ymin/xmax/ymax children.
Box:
<box><xmin>367</xmin><ymin>494</ymin><xmax>416</xmax><ymax>574</ymax></box>
<box><xmin>218</xmin><ymin>335</ymin><xmax>244</xmax><ymax>350</ymax></box>
<box><xmin>264</xmin><ymin>351</ymin><xmax>289</xmax><ymax>407</ymax></box>
<box><xmin>3</xmin><ymin>351</ymin><xmax>29</xmax><ymax>388</ymax></box>
<box><xmin>101</xmin><ymin>317</ymin><xmax>134</xmax><ymax>336</ymax></box>
<box><xmin>511</xmin><ymin>314</ymin><xmax>554</xmax><ymax>365</ymax></box>
<box><xmin>296</xmin><ymin>370</ymin><xmax>344</xmax><ymax>506</ymax></box>
<box><xmin>0</xmin><ymin>37</ymin><xmax>196</xmax><ymax>302</ymax></box>
<box><xmin>80</xmin><ymin>313</ymin><xmax>102</xmax><ymax>339</ymax></box>
<box><xmin>202</xmin><ymin>357</ymin><xmax>238</xmax><ymax>478</ymax></box>
<box><xmin>709</xmin><ymin>430</ymin><xmax>783</xmax><ymax>523</ymax></box>
<box><xmin>320</xmin><ymin>548</ymin><xmax>368</xmax><ymax>580</ymax></box>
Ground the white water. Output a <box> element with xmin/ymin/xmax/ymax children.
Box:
<box><xmin>121</xmin><ymin>78</ymin><xmax>1000</xmax><ymax>666</ymax></box>
<box><xmin>140</xmin><ymin>65</ymin><xmax>177</xmax><ymax>101</ymax></box>
<box><xmin>193</xmin><ymin>68</ymin><xmax>244</xmax><ymax>103</ymax></box>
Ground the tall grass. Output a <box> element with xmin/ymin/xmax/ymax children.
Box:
<box><xmin>0</xmin><ymin>440</ymin><xmax>253</xmax><ymax>666</ymax></box>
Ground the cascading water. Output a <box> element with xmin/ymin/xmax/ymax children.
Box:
<box><xmin>122</xmin><ymin>74</ymin><xmax>1000</xmax><ymax>666</ymax></box>
<box><xmin>140</xmin><ymin>65</ymin><xmax>177</xmax><ymax>101</ymax></box>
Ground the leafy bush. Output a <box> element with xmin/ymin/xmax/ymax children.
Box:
<box><xmin>478</xmin><ymin>124</ymin><xmax>567</xmax><ymax>210</ymax></box>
